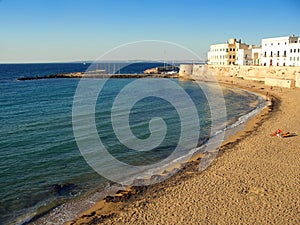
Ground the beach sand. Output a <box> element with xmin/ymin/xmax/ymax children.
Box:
<box><xmin>68</xmin><ymin>78</ymin><xmax>300</xmax><ymax>225</ymax></box>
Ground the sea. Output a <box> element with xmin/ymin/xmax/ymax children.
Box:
<box><xmin>0</xmin><ymin>63</ymin><xmax>264</xmax><ymax>225</ymax></box>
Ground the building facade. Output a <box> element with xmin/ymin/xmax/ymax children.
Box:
<box><xmin>207</xmin><ymin>38</ymin><xmax>253</xmax><ymax>66</ymax></box>
<box><xmin>207</xmin><ymin>43</ymin><xmax>229</xmax><ymax>65</ymax></box>
<box><xmin>208</xmin><ymin>35</ymin><xmax>300</xmax><ymax>67</ymax></box>
<box><xmin>252</xmin><ymin>47</ymin><xmax>262</xmax><ymax>66</ymax></box>
<box><xmin>289</xmin><ymin>40</ymin><xmax>300</xmax><ymax>66</ymax></box>
<box><xmin>261</xmin><ymin>35</ymin><xmax>300</xmax><ymax>66</ymax></box>
<box><xmin>237</xmin><ymin>48</ymin><xmax>252</xmax><ymax>66</ymax></box>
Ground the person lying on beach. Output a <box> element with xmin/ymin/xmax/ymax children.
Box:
<box><xmin>281</xmin><ymin>132</ymin><xmax>297</xmax><ymax>138</ymax></box>
<box><xmin>270</xmin><ymin>129</ymin><xmax>297</xmax><ymax>138</ymax></box>
<box><xmin>271</xmin><ymin>129</ymin><xmax>283</xmax><ymax>137</ymax></box>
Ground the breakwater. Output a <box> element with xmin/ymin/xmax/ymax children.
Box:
<box><xmin>17</xmin><ymin>72</ymin><xmax>179</xmax><ymax>80</ymax></box>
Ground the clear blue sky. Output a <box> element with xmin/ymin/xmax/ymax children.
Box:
<box><xmin>0</xmin><ymin>0</ymin><xmax>299</xmax><ymax>63</ymax></box>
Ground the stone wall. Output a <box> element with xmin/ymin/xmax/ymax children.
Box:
<box><xmin>296</xmin><ymin>74</ymin><xmax>300</xmax><ymax>88</ymax></box>
<box><xmin>265</xmin><ymin>78</ymin><xmax>295</xmax><ymax>88</ymax></box>
<box><xmin>179</xmin><ymin>64</ymin><xmax>300</xmax><ymax>88</ymax></box>
<box><xmin>208</xmin><ymin>65</ymin><xmax>298</xmax><ymax>80</ymax></box>
<box><xmin>207</xmin><ymin>65</ymin><xmax>300</xmax><ymax>88</ymax></box>
<box><xmin>179</xmin><ymin>64</ymin><xmax>193</xmax><ymax>76</ymax></box>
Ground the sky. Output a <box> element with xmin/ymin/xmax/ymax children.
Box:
<box><xmin>0</xmin><ymin>0</ymin><xmax>300</xmax><ymax>63</ymax></box>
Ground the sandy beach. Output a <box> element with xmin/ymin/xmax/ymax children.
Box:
<box><xmin>68</xmin><ymin>77</ymin><xmax>300</xmax><ymax>225</ymax></box>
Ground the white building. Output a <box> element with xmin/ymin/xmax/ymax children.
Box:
<box><xmin>208</xmin><ymin>35</ymin><xmax>300</xmax><ymax>67</ymax></box>
<box><xmin>237</xmin><ymin>48</ymin><xmax>252</xmax><ymax>66</ymax></box>
<box><xmin>261</xmin><ymin>35</ymin><xmax>300</xmax><ymax>66</ymax></box>
<box><xmin>289</xmin><ymin>41</ymin><xmax>300</xmax><ymax>66</ymax></box>
<box><xmin>207</xmin><ymin>43</ymin><xmax>229</xmax><ymax>65</ymax></box>
<box><xmin>207</xmin><ymin>38</ymin><xmax>253</xmax><ymax>66</ymax></box>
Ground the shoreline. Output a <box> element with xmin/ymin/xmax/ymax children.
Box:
<box><xmin>63</xmin><ymin>78</ymin><xmax>282</xmax><ymax>225</ymax></box>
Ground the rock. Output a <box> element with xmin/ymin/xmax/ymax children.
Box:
<box><xmin>51</xmin><ymin>183</ymin><xmax>76</xmax><ymax>195</ymax></box>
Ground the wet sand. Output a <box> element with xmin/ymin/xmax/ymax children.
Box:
<box><xmin>68</xmin><ymin>78</ymin><xmax>300</xmax><ymax>225</ymax></box>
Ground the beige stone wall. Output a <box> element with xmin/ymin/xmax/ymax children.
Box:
<box><xmin>296</xmin><ymin>74</ymin><xmax>300</xmax><ymax>88</ymax></box>
<box><xmin>207</xmin><ymin>65</ymin><xmax>300</xmax><ymax>83</ymax></box>
<box><xmin>179</xmin><ymin>64</ymin><xmax>300</xmax><ymax>88</ymax></box>
<box><xmin>265</xmin><ymin>78</ymin><xmax>295</xmax><ymax>88</ymax></box>
<box><xmin>179</xmin><ymin>64</ymin><xmax>193</xmax><ymax>75</ymax></box>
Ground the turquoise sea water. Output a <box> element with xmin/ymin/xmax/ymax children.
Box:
<box><xmin>0</xmin><ymin>63</ymin><xmax>263</xmax><ymax>224</ymax></box>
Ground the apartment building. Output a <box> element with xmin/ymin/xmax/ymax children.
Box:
<box><xmin>261</xmin><ymin>35</ymin><xmax>300</xmax><ymax>66</ymax></box>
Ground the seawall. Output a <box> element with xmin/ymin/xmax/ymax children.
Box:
<box><xmin>179</xmin><ymin>64</ymin><xmax>300</xmax><ymax>88</ymax></box>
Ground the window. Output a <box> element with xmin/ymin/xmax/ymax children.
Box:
<box><xmin>277</xmin><ymin>51</ymin><xmax>280</xmax><ymax>57</ymax></box>
<box><xmin>290</xmin><ymin>57</ymin><xmax>292</xmax><ymax>61</ymax></box>
<box><xmin>230</xmin><ymin>48</ymin><xmax>232</xmax><ymax>51</ymax></box>
<box><xmin>271</xmin><ymin>43</ymin><xmax>273</xmax><ymax>46</ymax></box>
<box><xmin>278</xmin><ymin>43</ymin><xmax>280</xmax><ymax>45</ymax></box>
<box><xmin>298</xmin><ymin>49</ymin><xmax>300</xmax><ymax>53</ymax></box>
<box><xmin>290</xmin><ymin>49</ymin><xmax>292</xmax><ymax>53</ymax></box>
<box><xmin>233</xmin><ymin>55</ymin><xmax>235</xmax><ymax>59</ymax></box>
<box><xmin>229</xmin><ymin>55</ymin><xmax>232</xmax><ymax>59</ymax></box>
<box><xmin>294</xmin><ymin>49</ymin><xmax>296</xmax><ymax>53</ymax></box>
<box><xmin>233</xmin><ymin>48</ymin><xmax>235</xmax><ymax>51</ymax></box>
<box><xmin>284</xmin><ymin>50</ymin><xmax>287</xmax><ymax>57</ymax></box>
<box><xmin>264</xmin><ymin>51</ymin><xmax>267</xmax><ymax>57</ymax></box>
<box><xmin>285</xmin><ymin>42</ymin><xmax>287</xmax><ymax>45</ymax></box>
<box><xmin>226</xmin><ymin>48</ymin><xmax>228</xmax><ymax>52</ymax></box>
<box><xmin>297</xmin><ymin>57</ymin><xmax>299</xmax><ymax>61</ymax></box>
<box><xmin>271</xmin><ymin>51</ymin><xmax>273</xmax><ymax>57</ymax></box>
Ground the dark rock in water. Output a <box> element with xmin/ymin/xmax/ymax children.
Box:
<box><xmin>51</xmin><ymin>183</ymin><xmax>76</xmax><ymax>195</ymax></box>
